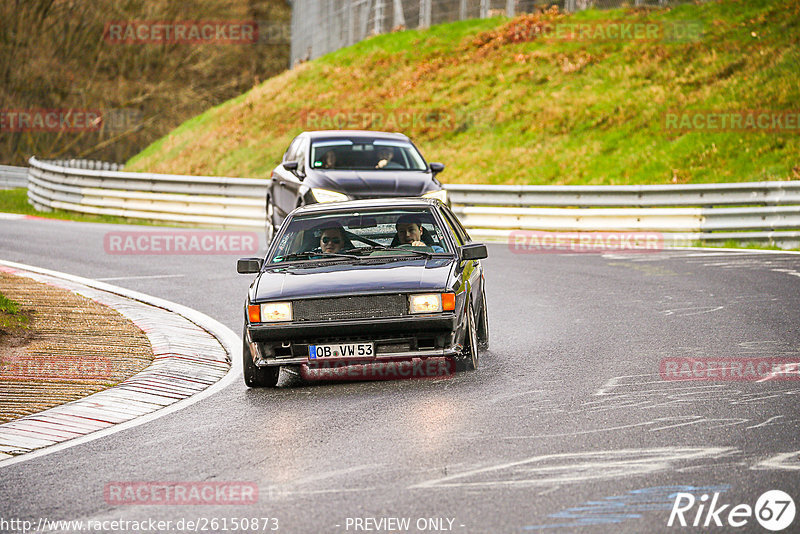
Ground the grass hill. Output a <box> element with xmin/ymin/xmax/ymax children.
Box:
<box><xmin>127</xmin><ymin>0</ymin><xmax>800</xmax><ymax>185</ymax></box>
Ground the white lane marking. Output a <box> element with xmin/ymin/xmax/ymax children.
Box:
<box><xmin>594</xmin><ymin>373</ymin><xmax>658</xmax><ymax>396</ymax></box>
<box><xmin>290</xmin><ymin>464</ymin><xmax>383</xmax><ymax>486</ymax></box>
<box><xmin>487</xmin><ymin>389</ymin><xmax>546</xmax><ymax>404</ymax></box>
<box><xmin>756</xmin><ymin>364</ymin><xmax>800</xmax><ymax>383</ymax></box>
<box><xmin>94</xmin><ymin>274</ymin><xmax>186</xmax><ymax>281</ymax></box>
<box><xmin>502</xmin><ymin>421</ymin><xmax>657</xmax><ymax>439</ymax></box>
<box><xmin>0</xmin><ymin>213</ymin><xmax>26</xmax><ymax>220</ymax></box>
<box><xmin>268</xmin><ymin>486</ymin><xmax>376</xmax><ymax>499</ymax></box>
<box><xmin>731</xmin><ymin>391</ymin><xmax>800</xmax><ymax>404</ymax></box>
<box><xmin>649</xmin><ymin>417</ymin><xmax>748</xmax><ymax>432</ymax></box>
<box><xmin>409</xmin><ymin>447</ymin><xmax>736</xmax><ymax>489</ymax></box>
<box><xmin>594</xmin><ymin>372</ymin><xmax>725</xmax><ymax>396</ymax></box>
<box><xmin>660</xmin><ymin>306</ymin><xmax>724</xmax><ymax>317</ymax></box>
<box><xmin>590</xmin><ymin>383</ymin><xmax>725</xmax><ymax>401</ymax></box>
<box><xmin>752</xmin><ymin>451</ymin><xmax>800</xmax><ymax>471</ymax></box>
<box><xmin>746</xmin><ymin>415</ymin><xmax>785</xmax><ymax>430</ymax></box>
<box><xmin>0</xmin><ymin>260</ymin><xmax>241</xmax><ymax>470</ymax></box>
<box><xmin>771</xmin><ymin>268</ymin><xmax>800</xmax><ymax>278</ymax></box>
<box><xmin>537</xmin><ymin>486</ymin><xmax>561</xmax><ymax>496</ymax></box>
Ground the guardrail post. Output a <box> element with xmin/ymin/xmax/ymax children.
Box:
<box><xmin>419</xmin><ymin>0</ymin><xmax>431</xmax><ymax>28</ymax></box>
<box><xmin>506</xmin><ymin>0</ymin><xmax>515</xmax><ymax>18</ymax></box>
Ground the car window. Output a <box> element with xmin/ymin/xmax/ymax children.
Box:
<box><xmin>270</xmin><ymin>208</ymin><xmax>451</xmax><ymax>263</ymax></box>
<box><xmin>296</xmin><ymin>139</ymin><xmax>307</xmax><ymax>173</ymax></box>
<box><xmin>309</xmin><ymin>137</ymin><xmax>427</xmax><ymax>171</ymax></box>
<box><xmin>440</xmin><ymin>207</ymin><xmax>469</xmax><ymax>246</ymax></box>
<box><xmin>284</xmin><ymin>137</ymin><xmax>302</xmax><ymax>162</ymax></box>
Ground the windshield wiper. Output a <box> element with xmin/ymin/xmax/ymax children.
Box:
<box><xmin>273</xmin><ymin>251</ymin><xmax>361</xmax><ymax>262</ymax></box>
<box><xmin>353</xmin><ymin>245</ymin><xmax>435</xmax><ymax>258</ymax></box>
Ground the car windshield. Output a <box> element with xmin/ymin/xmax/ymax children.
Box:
<box><xmin>269</xmin><ymin>208</ymin><xmax>451</xmax><ymax>263</ymax></box>
<box><xmin>310</xmin><ymin>137</ymin><xmax>427</xmax><ymax>171</ymax></box>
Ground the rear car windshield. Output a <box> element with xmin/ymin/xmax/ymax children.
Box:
<box><xmin>270</xmin><ymin>208</ymin><xmax>451</xmax><ymax>263</ymax></box>
<box><xmin>310</xmin><ymin>138</ymin><xmax>427</xmax><ymax>171</ymax></box>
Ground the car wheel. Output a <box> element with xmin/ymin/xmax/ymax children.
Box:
<box><xmin>477</xmin><ymin>290</ymin><xmax>489</xmax><ymax>350</ymax></box>
<box><xmin>242</xmin><ymin>327</ymin><xmax>280</xmax><ymax>387</ymax></box>
<box><xmin>265</xmin><ymin>198</ymin><xmax>275</xmax><ymax>245</ymax></box>
<box><xmin>456</xmin><ymin>302</ymin><xmax>479</xmax><ymax>372</ymax></box>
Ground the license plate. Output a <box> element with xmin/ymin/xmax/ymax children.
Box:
<box><xmin>309</xmin><ymin>342</ymin><xmax>374</xmax><ymax>360</ymax></box>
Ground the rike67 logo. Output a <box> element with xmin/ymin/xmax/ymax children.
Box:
<box><xmin>668</xmin><ymin>490</ymin><xmax>795</xmax><ymax>531</ymax></box>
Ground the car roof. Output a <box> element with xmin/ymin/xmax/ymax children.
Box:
<box><xmin>304</xmin><ymin>130</ymin><xmax>411</xmax><ymax>141</ymax></box>
<box><xmin>292</xmin><ymin>198</ymin><xmax>441</xmax><ymax>215</ymax></box>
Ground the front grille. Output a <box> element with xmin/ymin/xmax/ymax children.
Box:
<box><xmin>293</xmin><ymin>294</ymin><xmax>406</xmax><ymax>322</ymax></box>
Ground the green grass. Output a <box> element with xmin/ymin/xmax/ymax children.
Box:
<box><xmin>125</xmin><ymin>0</ymin><xmax>800</xmax><ymax>186</ymax></box>
<box><xmin>0</xmin><ymin>188</ymin><xmax>164</xmax><ymax>226</ymax></box>
<box><xmin>0</xmin><ymin>292</ymin><xmax>29</xmax><ymax>333</ymax></box>
<box><xmin>692</xmin><ymin>239</ymin><xmax>799</xmax><ymax>251</ymax></box>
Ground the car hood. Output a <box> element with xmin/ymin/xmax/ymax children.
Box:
<box><xmin>309</xmin><ymin>169</ymin><xmax>436</xmax><ymax>197</ymax></box>
<box><xmin>253</xmin><ymin>257</ymin><xmax>455</xmax><ymax>301</ymax></box>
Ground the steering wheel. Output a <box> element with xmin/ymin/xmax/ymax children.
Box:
<box><xmin>347</xmin><ymin>233</ymin><xmax>383</xmax><ymax>247</ymax></box>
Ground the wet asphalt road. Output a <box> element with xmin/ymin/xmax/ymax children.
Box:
<box><xmin>1</xmin><ymin>217</ymin><xmax>799</xmax><ymax>534</ymax></box>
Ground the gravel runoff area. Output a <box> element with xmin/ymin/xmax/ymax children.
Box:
<box><xmin>0</xmin><ymin>263</ymin><xmax>231</xmax><ymax>461</ymax></box>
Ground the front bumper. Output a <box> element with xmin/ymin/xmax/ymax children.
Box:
<box><xmin>246</xmin><ymin>314</ymin><xmax>461</xmax><ymax>367</ymax></box>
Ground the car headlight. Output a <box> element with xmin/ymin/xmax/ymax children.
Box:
<box><xmin>422</xmin><ymin>189</ymin><xmax>447</xmax><ymax>204</ymax></box>
<box><xmin>408</xmin><ymin>293</ymin><xmax>456</xmax><ymax>314</ymax></box>
<box><xmin>248</xmin><ymin>302</ymin><xmax>293</xmax><ymax>323</ymax></box>
<box><xmin>311</xmin><ymin>188</ymin><xmax>349</xmax><ymax>203</ymax></box>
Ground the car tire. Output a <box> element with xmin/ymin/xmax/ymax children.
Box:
<box><xmin>477</xmin><ymin>290</ymin><xmax>489</xmax><ymax>350</ymax></box>
<box><xmin>265</xmin><ymin>198</ymin><xmax>276</xmax><ymax>245</ymax></box>
<box><xmin>243</xmin><ymin>327</ymin><xmax>280</xmax><ymax>387</ymax></box>
<box><xmin>456</xmin><ymin>302</ymin><xmax>479</xmax><ymax>372</ymax></box>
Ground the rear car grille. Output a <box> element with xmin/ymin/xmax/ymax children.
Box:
<box><xmin>293</xmin><ymin>294</ymin><xmax>406</xmax><ymax>322</ymax></box>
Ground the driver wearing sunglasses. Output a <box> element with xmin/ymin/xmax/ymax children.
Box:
<box><xmin>319</xmin><ymin>227</ymin><xmax>346</xmax><ymax>254</ymax></box>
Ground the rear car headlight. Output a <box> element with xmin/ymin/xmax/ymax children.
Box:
<box><xmin>311</xmin><ymin>188</ymin><xmax>349</xmax><ymax>203</ymax></box>
<box><xmin>249</xmin><ymin>301</ymin><xmax>293</xmax><ymax>323</ymax></box>
<box><xmin>409</xmin><ymin>293</ymin><xmax>456</xmax><ymax>314</ymax></box>
<box><xmin>422</xmin><ymin>189</ymin><xmax>447</xmax><ymax>204</ymax></box>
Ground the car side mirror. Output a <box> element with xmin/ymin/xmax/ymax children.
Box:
<box><xmin>429</xmin><ymin>162</ymin><xmax>445</xmax><ymax>175</ymax></box>
<box><xmin>237</xmin><ymin>257</ymin><xmax>263</xmax><ymax>274</ymax></box>
<box><xmin>460</xmin><ymin>243</ymin><xmax>487</xmax><ymax>261</ymax></box>
<box><xmin>284</xmin><ymin>160</ymin><xmax>305</xmax><ymax>179</ymax></box>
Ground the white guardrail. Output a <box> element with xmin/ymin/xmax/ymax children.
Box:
<box><xmin>0</xmin><ymin>165</ymin><xmax>28</xmax><ymax>189</ymax></box>
<box><xmin>26</xmin><ymin>157</ymin><xmax>800</xmax><ymax>247</ymax></box>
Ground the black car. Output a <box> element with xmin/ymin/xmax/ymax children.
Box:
<box><xmin>237</xmin><ymin>198</ymin><xmax>488</xmax><ymax>387</ymax></box>
<box><xmin>265</xmin><ymin>130</ymin><xmax>447</xmax><ymax>243</ymax></box>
